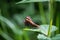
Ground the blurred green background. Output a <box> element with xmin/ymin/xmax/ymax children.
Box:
<box><xmin>0</xmin><ymin>0</ymin><xmax>60</xmax><ymax>40</ymax></box>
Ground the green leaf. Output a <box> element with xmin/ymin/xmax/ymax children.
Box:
<box><xmin>24</xmin><ymin>28</ymin><xmax>40</xmax><ymax>32</ymax></box>
<box><xmin>38</xmin><ymin>25</ymin><xmax>57</xmax><ymax>35</ymax></box>
<box><xmin>0</xmin><ymin>29</ymin><xmax>13</xmax><ymax>40</ymax></box>
<box><xmin>37</xmin><ymin>34</ymin><xmax>51</xmax><ymax>40</ymax></box>
<box><xmin>0</xmin><ymin>16</ymin><xmax>23</xmax><ymax>40</ymax></box>
<box><xmin>24</xmin><ymin>25</ymin><xmax>57</xmax><ymax>35</ymax></box>
<box><xmin>16</xmin><ymin>0</ymin><xmax>60</xmax><ymax>4</ymax></box>
<box><xmin>52</xmin><ymin>34</ymin><xmax>60</xmax><ymax>40</ymax></box>
<box><xmin>0</xmin><ymin>16</ymin><xmax>22</xmax><ymax>34</ymax></box>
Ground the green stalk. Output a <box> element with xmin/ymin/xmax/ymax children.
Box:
<box><xmin>48</xmin><ymin>19</ymin><xmax>53</xmax><ymax>37</ymax></box>
<box><xmin>49</xmin><ymin>0</ymin><xmax>54</xmax><ymax>19</ymax></box>
<box><xmin>48</xmin><ymin>0</ymin><xmax>54</xmax><ymax>37</ymax></box>
<box><xmin>56</xmin><ymin>14</ymin><xmax>59</xmax><ymax>34</ymax></box>
<box><xmin>23</xmin><ymin>31</ymin><xmax>30</xmax><ymax>40</ymax></box>
<box><xmin>38</xmin><ymin>2</ymin><xmax>46</xmax><ymax>24</ymax></box>
<box><xmin>14</xmin><ymin>34</ymin><xmax>23</xmax><ymax>40</ymax></box>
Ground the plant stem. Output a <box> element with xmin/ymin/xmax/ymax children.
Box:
<box><xmin>23</xmin><ymin>31</ymin><xmax>30</xmax><ymax>40</ymax></box>
<box><xmin>48</xmin><ymin>0</ymin><xmax>54</xmax><ymax>37</ymax></box>
<box><xmin>48</xmin><ymin>19</ymin><xmax>53</xmax><ymax>37</ymax></box>
<box><xmin>56</xmin><ymin>13</ymin><xmax>59</xmax><ymax>34</ymax></box>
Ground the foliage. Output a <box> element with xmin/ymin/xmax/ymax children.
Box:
<box><xmin>0</xmin><ymin>0</ymin><xmax>60</xmax><ymax>40</ymax></box>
